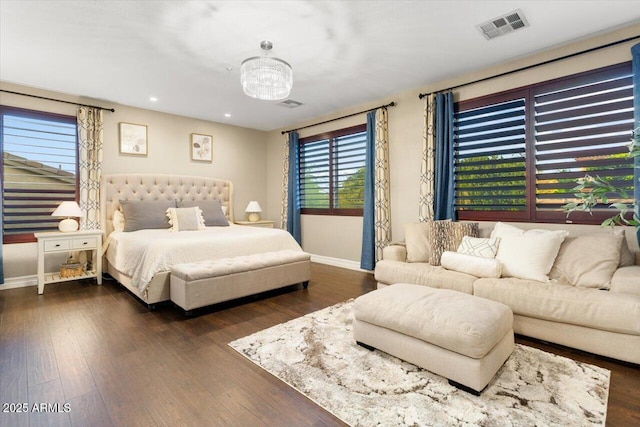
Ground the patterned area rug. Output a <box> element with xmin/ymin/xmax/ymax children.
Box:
<box><xmin>229</xmin><ymin>300</ymin><xmax>610</xmax><ymax>427</ymax></box>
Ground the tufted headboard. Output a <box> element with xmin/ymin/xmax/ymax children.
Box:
<box><xmin>100</xmin><ymin>174</ymin><xmax>234</xmax><ymax>236</ymax></box>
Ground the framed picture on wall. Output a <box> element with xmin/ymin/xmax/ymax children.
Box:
<box><xmin>191</xmin><ymin>133</ymin><xmax>213</xmax><ymax>162</ymax></box>
<box><xmin>119</xmin><ymin>122</ymin><xmax>148</xmax><ymax>156</ymax></box>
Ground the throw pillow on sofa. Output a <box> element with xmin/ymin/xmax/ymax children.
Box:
<box><xmin>548</xmin><ymin>233</ymin><xmax>623</xmax><ymax>289</ymax></box>
<box><xmin>457</xmin><ymin>236</ymin><xmax>500</xmax><ymax>259</ymax></box>
<box><xmin>404</xmin><ymin>222</ymin><xmax>432</xmax><ymax>262</ymax></box>
<box><xmin>440</xmin><ymin>251</ymin><xmax>502</xmax><ymax>278</ymax></box>
<box><xmin>428</xmin><ymin>221</ymin><xmax>479</xmax><ymax>266</ymax></box>
<box><xmin>492</xmin><ymin>223</ymin><xmax>568</xmax><ymax>282</ymax></box>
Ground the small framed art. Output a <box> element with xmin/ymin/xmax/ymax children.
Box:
<box><xmin>119</xmin><ymin>122</ymin><xmax>148</xmax><ymax>156</ymax></box>
<box><xmin>191</xmin><ymin>133</ymin><xmax>213</xmax><ymax>162</ymax></box>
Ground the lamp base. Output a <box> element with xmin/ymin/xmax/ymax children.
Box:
<box><xmin>247</xmin><ymin>212</ymin><xmax>260</xmax><ymax>222</ymax></box>
<box><xmin>58</xmin><ymin>218</ymin><xmax>79</xmax><ymax>233</ymax></box>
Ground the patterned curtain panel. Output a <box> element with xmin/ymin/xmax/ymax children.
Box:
<box><xmin>434</xmin><ymin>92</ymin><xmax>456</xmax><ymax>220</ymax></box>
<box><xmin>632</xmin><ymin>42</ymin><xmax>640</xmax><ymax>244</ymax></box>
<box><xmin>286</xmin><ymin>131</ymin><xmax>301</xmax><ymax>244</ymax></box>
<box><xmin>280</xmin><ymin>133</ymin><xmax>290</xmax><ymax>229</ymax></box>
<box><xmin>361</xmin><ymin>108</ymin><xmax>391</xmax><ymax>270</ymax></box>
<box><xmin>77</xmin><ymin>107</ymin><xmax>104</xmax><ymax>230</ymax></box>
<box><xmin>419</xmin><ymin>94</ymin><xmax>436</xmax><ymax>221</ymax></box>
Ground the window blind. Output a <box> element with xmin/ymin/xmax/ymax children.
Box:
<box><xmin>2</xmin><ymin>111</ymin><xmax>77</xmax><ymax>238</ymax></box>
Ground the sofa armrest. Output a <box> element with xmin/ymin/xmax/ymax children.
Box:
<box><xmin>382</xmin><ymin>244</ymin><xmax>407</xmax><ymax>262</ymax></box>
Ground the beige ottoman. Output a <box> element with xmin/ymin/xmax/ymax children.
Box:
<box><xmin>353</xmin><ymin>283</ymin><xmax>514</xmax><ymax>394</ymax></box>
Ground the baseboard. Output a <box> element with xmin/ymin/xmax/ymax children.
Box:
<box><xmin>0</xmin><ymin>275</ymin><xmax>37</xmax><ymax>291</ymax></box>
<box><xmin>310</xmin><ymin>254</ymin><xmax>370</xmax><ymax>272</ymax></box>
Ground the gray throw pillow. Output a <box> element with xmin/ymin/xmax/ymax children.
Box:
<box><xmin>120</xmin><ymin>199</ymin><xmax>176</xmax><ymax>232</ymax></box>
<box><xmin>178</xmin><ymin>199</ymin><xmax>229</xmax><ymax>226</ymax></box>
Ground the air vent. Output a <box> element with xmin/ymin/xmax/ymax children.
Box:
<box><xmin>277</xmin><ymin>99</ymin><xmax>303</xmax><ymax>109</ymax></box>
<box><xmin>477</xmin><ymin>9</ymin><xmax>529</xmax><ymax>40</ymax></box>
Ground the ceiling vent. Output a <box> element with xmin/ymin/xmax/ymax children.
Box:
<box><xmin>477</xmin><ymin>9</ymin><xmax>529</xmax><ymax>40</ymax></box>
<box><xmin>277</xmin><ymin>99</ymin><xmax>303</xmax><ymax>109</ymax></box>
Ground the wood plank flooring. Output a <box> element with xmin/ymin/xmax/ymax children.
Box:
<box><xmin>0</xmin><ymin>263</ymin><xmax>638</xmax><ymax>426</ymax></box>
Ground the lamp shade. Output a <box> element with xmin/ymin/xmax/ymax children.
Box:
<box><xmin>245</xmin><ymin>201</ymin><xmax>262</xmax><ymax>213</ymax></box>
<box><xmin>52</xmin><ymin>201</ymin><xmax>83</xmax><ymax>218</ymax></box>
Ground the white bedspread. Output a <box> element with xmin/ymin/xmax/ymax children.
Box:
<box><xmin>105</xmin><ymin>224</ymin><xmax>303</xmax><ymax>292</ymax></box>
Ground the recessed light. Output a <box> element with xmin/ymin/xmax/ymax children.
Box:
<box><xmin>224</xmin><ymin>113</ymin><xmax>231</xmax><ymax>118</ymax></box>
<box><xmin>149</xmin><ymin>97</ymin><xmax>158</xmax><ymax>102</ymax></box>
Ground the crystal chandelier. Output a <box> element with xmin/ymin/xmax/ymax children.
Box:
<box><xmin>240</xmin><ymin>41</ymin><xmax>293</xmax><ymax>101</ymax></box>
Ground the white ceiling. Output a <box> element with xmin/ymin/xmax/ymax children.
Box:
<box><xmin>1</xmin><ymin>1</ymin><xmax>640</xmax><ymax>131</ymax></box>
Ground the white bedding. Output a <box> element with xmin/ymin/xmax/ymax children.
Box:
<box><xmin>105</xmin><ymin>224</ymin><xmax>303</xmax><ymax>292</ymax></box>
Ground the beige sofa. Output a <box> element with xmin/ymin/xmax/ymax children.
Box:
<box><xmin>375</xmin><ymin>221</ymin><xmax>640</xmax><ymax>364</ymax></box>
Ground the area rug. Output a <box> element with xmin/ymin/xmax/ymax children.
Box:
<box><xmin>229</xmin><ymin>300</ymin><xmax>610</xmax><ymax>427</ymax></box>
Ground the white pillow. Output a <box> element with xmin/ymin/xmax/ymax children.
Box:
<box><xmin>113</xmin><ymin>210</ymin><xmax>125</xmax><ymax>232</ymax></box>
<box><xmin>166</xmin><ymin>207</ymin><xmax>205</xmax><ymax>232</ymax></box>
<box><xmin>440</xmin><ymin>251</ymin><xmax>502</xmax><ymax>278</ymax></box>
<box><xmin>456</xmin><ymin>236</ymin><xmax>500</xmax><ymax>259</ymax></box>
<box><xmin>496</xmin><ymin>232</ymin><xmax>568</xmax><ymax>282</ymax></box>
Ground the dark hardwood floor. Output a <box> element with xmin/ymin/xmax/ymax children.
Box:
<box><xmin>0</xmin><ymin>263</ymin><xmax>638</xmax><ymax>426</ymax></box>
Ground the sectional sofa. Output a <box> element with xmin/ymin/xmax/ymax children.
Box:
<box><xmin>374</xmin><ymin>221</ymin><xmax>640</xmax><ymax>364</ymax></box>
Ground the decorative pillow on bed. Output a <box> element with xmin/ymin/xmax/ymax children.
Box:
<box><xmin>112</xmin><ymin>210</ymin><xmax>125</xmax><ymax>232</ymax></box>
<box><xmin>456</xmin><ymin>236</ymin><xmax>500</xmax><ymax>259</ymax></box>
<box><xmin>166</xmin><ymin>207</ymin><xmax>206</xmax><ymax>232</ymax></box>
<box><xmin>178</xmin><ymin>199</ymin><xmax>229</xmax><ymax>226</ymax></box>
<box><xmin>120</xmin><ymin>199</ymin><xmax>176</xmax><ymax>232</ymax></box>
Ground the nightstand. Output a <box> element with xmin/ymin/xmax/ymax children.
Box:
<box><xmin>34</xmin><ymin>230</ymin><xmax>103</xmax><ymax>294</ymax></box>
<box><xmin>234</xmin><ymin>220</ymin><xmax>275</xmax><ymax>228</ymax></box>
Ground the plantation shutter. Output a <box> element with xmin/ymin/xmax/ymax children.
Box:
<box><xmin>299</xmin><ymin>138</ymin><xmax>330</xmax><ymax>209</ymax></box>
<box><xmin>454</xmin><ymin>97</ymin><xmax>527</xmax><ymax>212</ymax></box>
<box><xmin>333</xmin><ymin>132</ymin><xmax>366</xmax><ymax>209</ymax></box>
<box><xmin>1</xmin><ymin>109</ymin><xmax>77</xmax><ymax>238</ymax></box>
<box><xmin>534</xmin><ymin>65</ymin><xmax>635</xmax><ymax>212</ymax></box>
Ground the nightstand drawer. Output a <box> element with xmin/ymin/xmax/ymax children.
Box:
<box><xmin>72</xmin><ymin>237</ymin><xmax>97</xmax><ymax>249</ymax></box>
<box><xmin>44</xmin><ymin>240</ymin><xmax>71</xmax><ymax>252</ymax></box>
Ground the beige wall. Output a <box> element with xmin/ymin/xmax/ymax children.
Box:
<box><xmin>265</xmin><ymin>24</ymin><xmax>640</xmax><ymax>264</ymax></box>
<box><xmin>0</xmin><ymin>83</ymin><xmax>267</xmax><ymax>280</ymax></box>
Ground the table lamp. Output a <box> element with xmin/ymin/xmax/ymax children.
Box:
<box><xmin>51</xmin><ymin>201</ymin><xmax>83</xmax><ymax>232</ymax></box>
<box><xmin>245</xmin><ymin>201</ymin><xmax>262</xmax><ymax>222</ymax></box>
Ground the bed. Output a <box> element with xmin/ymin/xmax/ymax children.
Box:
<box><xmin>100</xmin><ymin>174</ymin><xmax>307</xmax><ymax>308</ymax></box>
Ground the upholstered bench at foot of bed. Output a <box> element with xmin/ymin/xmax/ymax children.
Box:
<box><xmin>170</xmin><ymin>250</ymin><xmax>311</xmax><ymax>314</ymax></box>
<box><xmin>353</xmin><ymin>283</ymin><xmax>515</xmax><ymax>394</ymax></box>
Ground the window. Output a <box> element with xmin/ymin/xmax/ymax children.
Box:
<box><xmin>299</xmin><ymin>124</ymin><xmax>367</xmax><ymax>215</ymax></box>
<box><xmin>454</xmin><ymin>62</ymin><xmax>634</xmax><ymax>224</ymax></box>
<box><xmin>1</xmin><ymin>106</ymin><xmax>78</xmax><ymax>243</ymax></box>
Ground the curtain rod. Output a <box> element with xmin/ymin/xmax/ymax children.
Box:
<box><xmin>281</xmin><ymin>101</ymin><xmax>396</xmax><ymax>135</ymax></box>
<box><xmin>418</xmin><ymin>34</ymin><xmax>640</xmax><ymax>99</ymax></box>
<box><xmin>0</xmin><ymin>89</ymin><xmax>116</xmax><ymax>112</ymax></box>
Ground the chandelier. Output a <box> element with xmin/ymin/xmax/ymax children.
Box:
<box><xmin>240</xmin><ymin>41</ymin><xmax>293</xmax><ymax>101</ymax></box>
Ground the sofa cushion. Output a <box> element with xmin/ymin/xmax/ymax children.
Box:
<box><xmin>473</xmin><ymin>277</ymin><xmax>640</xmax><ymax>335</ymax></box>
<box><xmin>548</xmin><ymin>233</ymin><xmax>623</xmax><ymax>289</ymax></box>
<box><xmin>404</xmin><ymin>222</ymin><xmax>430</xmax><ymax>262</ymax></box>
<box><xmin>354</xmin><ymin>284</ymin><xmax>513</xmax><ymax>359</ymax></box>
<box><xmin>440</xmin><ymin>251</ymin><xmax>502</xmax><ymax>278</ymax></box>
<box><xmin>374</xmin><ymin>260</ymin><xmax>476</xmax><ymax>294</ymax></box>
<box><xmin>610</xmin><ymin>266</ymin><xmax>640</xmax><ymax>297</ymax></box>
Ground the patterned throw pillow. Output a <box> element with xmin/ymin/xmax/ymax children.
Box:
<box><xmin>428</xmin><ymin>221</ymin><xmax>479</xmax><ymax>266</ymax></box>
<box><xmin>166</xmin><ymin>207</ymin><xmax>206</xmax><ymax>232</ymax></box>
<box><xmin>457</xmin><ymin>236</ymin><xmax>500</xmax><ymax>259</ymax></box>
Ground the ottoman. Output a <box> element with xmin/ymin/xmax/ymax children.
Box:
<box><xmin>353</xmin><ymin>283</ymin><xmax>514</xmax><ymax>394</ymax></box>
